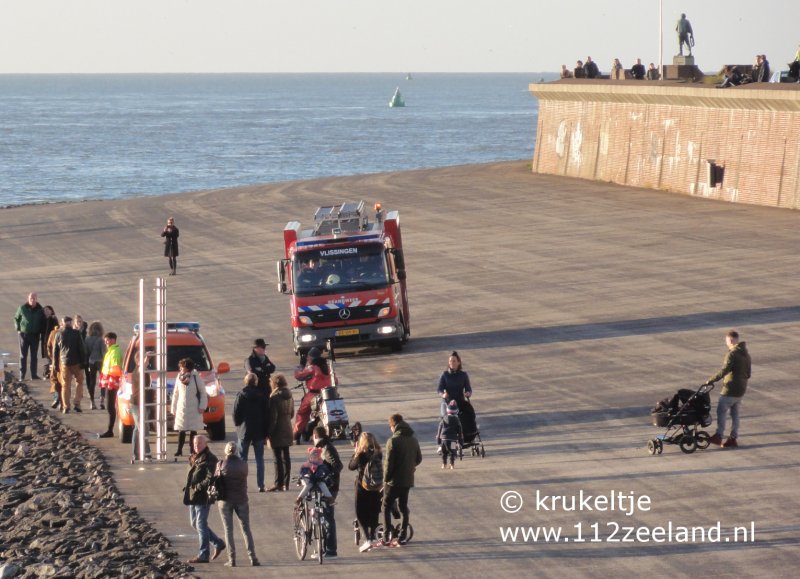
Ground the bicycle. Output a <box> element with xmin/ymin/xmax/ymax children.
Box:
<box><xmin>292</xmin><ymin>477</ymin><xmax>329</xmax><ymax>564</ymax></box>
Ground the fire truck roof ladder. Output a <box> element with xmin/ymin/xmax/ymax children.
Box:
<box><xmin>312</xmin><ymin>200</ymin><xmax>368</xmax><ymax>236</ymax></box>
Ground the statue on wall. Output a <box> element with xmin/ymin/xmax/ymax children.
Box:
<box><xmin>676</xmin><ymin>13</ymin><xmax>694</xmax><ymax>56</ymax></box>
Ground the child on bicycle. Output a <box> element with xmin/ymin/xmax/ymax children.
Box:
<box><xmin>436</xmin><ymin>400</ymin><xmax>463</xmax><ymax>469</ymax></box>
<box><xmin>295</xmin><ymin>447</ymin><xmax>333</xmax><ymax>504</ymax></box>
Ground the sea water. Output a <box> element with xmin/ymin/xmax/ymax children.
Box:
<box><xmin>0</xmin><ymin>73</ymin><xmax>549</xmax><ymax>207</ymax></box>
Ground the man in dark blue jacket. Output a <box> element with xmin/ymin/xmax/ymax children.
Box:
<box><xmin>233</xmin><ymin>373</ymin><xmax>270</xmax><ymax>491</ymax></box>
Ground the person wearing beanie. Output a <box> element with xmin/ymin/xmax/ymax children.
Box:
<box><xmin>216</xmin><ymin>440</ymin><xmax>260</xmax><ymax>567</ymax></box>
<box><xmin>436</xmin><ymin>401</ymin><xmax>464</xmax><ymax>469</ymax></box>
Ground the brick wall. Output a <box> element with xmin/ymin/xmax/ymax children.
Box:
<box><xmin>529</xmin><ymin>81</ymin><xmax>800</xmax><ymax>209</ymax></box>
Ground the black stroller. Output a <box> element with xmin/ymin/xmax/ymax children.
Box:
<box><xmin>457</xmin><ymin>399</ymin><xmax>485</xmax><ymax>458</ymax></box>
<box><xmin>648</xmin><ymin>384</ymin><xmax>714</xmax><ymax>455</ymax></box>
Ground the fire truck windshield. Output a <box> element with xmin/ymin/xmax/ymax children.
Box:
<box><xmin>293</xmin><ymin>247</ymin><xmax>389</xmax><ymax>296</ymax></box>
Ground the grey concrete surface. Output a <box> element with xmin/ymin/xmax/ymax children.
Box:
<box><xmin>2</xmin><ymin>161</ymin><xmax>799</xmax><ymax>578</ymax></box>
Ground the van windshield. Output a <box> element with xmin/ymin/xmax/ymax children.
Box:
<box><xmin>293</xmin><ymin>246</ymin><xmax>389</xmax><ymax>297</ymax></box>
<box><xmin>126</xmin><ymin>344</ymin><xmax>212</xmax><ymax>373</ymax></box>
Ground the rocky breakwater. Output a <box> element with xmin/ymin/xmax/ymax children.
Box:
<box><xmin>0</xmin><ymin>381</ymin><xmax>196</xmax><ymax>578</ymax></box>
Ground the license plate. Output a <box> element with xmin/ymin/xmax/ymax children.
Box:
<box><xmin>335</xmin><ymin>328</ymin><xmax>359</xmax><ymax>336</ymax></box>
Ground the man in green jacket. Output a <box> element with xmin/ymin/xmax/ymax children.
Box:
<box><xmin>14</xmin><ymin>292</ymin><xmax>45</xmax><ymax>381</ymax></box>
<box><xmin>705</xmin><ymin>330</ymin><xmax>751</xmax><ymax>448</ymax></box>
<box><xmin>382</xmin><ymin>414</ymin><xmax>422</xmax><ymax>545</ymax></box>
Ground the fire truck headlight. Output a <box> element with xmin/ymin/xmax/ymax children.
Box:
<box><xmin>377</xmin><ymin>307</ymin><xmax>391</xmax><ymax>318</ymax></box>
<box><xmin>299</xmin><ymin>334</ymin><xmax>316</xmax><ymax>343</ymax></box>
<box><xmin>377</xmin><ymin>325</ymin><xmax>395</xmax><ymax>335</ymax></box>
<box><xmin>299</xmin><ymin>316</ymin><xmax>313</xmax><ymax>325</ymax></box>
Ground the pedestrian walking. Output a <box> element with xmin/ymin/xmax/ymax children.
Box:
<box><xmin>704</xmin><ymin>330</ymin><xmax>751</xmax><ymax>448</ymax></box>
<box><xmin>215</xmin><ymin>441</ymin><xmax>260</xmax><ymax>567</ymax></box>
<box><xmin>382</xmin><ymin>413</ymin><xmax>422</xmax><ymax>546</ymax></box>
<box><xmin>161</xmin><ymin>216</ymin><xmax>180</xmax><ymax>275</ymax></box>
<box><xmin>183</xmin><ymin>435</ymin><xmax>226</xmax><ymax>564</ymax></box>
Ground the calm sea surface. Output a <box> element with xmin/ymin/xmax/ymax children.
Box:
<box><xmin>0</xmin><ymin>74</ymin><xmax>548</xmax><ymax>207</ymax></box>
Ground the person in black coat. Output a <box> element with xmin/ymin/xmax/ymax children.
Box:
<box><xmin>244</xmin><ymin>338</ymin><xmax>276</xmax><ymax>390</ymax></box>
<box><xmin>233</xmin><ymin>373</ymin><xmax>270</xmax><ymax>492</ymax></box>
<box><xmin>161</xmin><ymin>216</ymin><xmax>180</xmax><ymax>275</ymax></box>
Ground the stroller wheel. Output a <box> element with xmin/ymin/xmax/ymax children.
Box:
<box><xmin>480</xmin><ymin>445</ymin><xmax>485</xmax><ymax>458</ymax></box>
<box><xmin>695</xmin><ymin>431</ymin><xmax>711</xmax><ymax>450</ymax></box>
<box><xmin>647</xmin><ymin>440</ymin><xmax>657</xmax><ymax>455</ymax></box>
<box><xmin>679</xmin><ymin>434</ymin><xmax>698</xmax><ymax>454</ymax></box>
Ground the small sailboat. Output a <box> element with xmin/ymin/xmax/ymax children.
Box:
<box><xmin>406</xmin><ymin>73</ymin><xmax>413</xmax><ymax>80</ymax></box>
<box><xmin>389</xmin><ymin>87</ymin><xmax>405</xmax><ymax>108</ymax></box>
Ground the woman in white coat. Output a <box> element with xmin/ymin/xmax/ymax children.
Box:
<box><xmin>171</xmin><ymin>357</ymin><xmax>208</xmax><ymax>457</ymax></box>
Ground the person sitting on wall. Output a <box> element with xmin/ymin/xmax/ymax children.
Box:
<box><xmin>560</xmin><ymin>64</ymin><xmax>573</xmax><ymax>79</ymax></box>
<box><xmin>646</xmin><ymin>62</ymin><xmax>660</xmax><ymax>80</ymax></box>
<box><xmin>573</xmin><ymin>60</ymin><xmax>585</xmax><ymax>79</ymax></box>
<box><xmin>717</xmin><ymin>65</ymin><xmax>742</xmax><ymax>88</ymax></box>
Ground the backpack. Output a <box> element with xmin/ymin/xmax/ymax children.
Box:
<box><xmin>207</xmin><ymin>461</ymin><xmax>226</xmax><ymax>503</ymax></box>
<box><xmin>361</xmin><ymin>453</ymin><xmax>384</xmax><ymax>492</ymax></box>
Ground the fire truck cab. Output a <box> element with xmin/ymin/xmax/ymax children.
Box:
<box><xmin>277</xmin><ymin>201</ymin><xmax>410</xmax><ymax>355</ymax></box>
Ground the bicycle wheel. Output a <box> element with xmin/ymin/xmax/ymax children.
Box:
<box><xmin>313</xmin><ymin>510</ymin><xmax>325</xmax><ymax>564</ymax></box>
<box><xmin>293</xmin><ymin>507</ymin><xmax>309</xmax><ymax>560</ymax></box>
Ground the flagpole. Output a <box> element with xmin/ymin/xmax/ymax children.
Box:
<box><xmin>659</xmin><ymin>0</ymin><xmax>663</xmax><ymax>81</ymax></box>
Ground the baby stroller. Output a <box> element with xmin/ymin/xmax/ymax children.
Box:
<box><xmin>457</xmin><ymin>399</ymin><xmax>485</xmax><ymax>458</ymax></box>
<box><xmin>648</xmin><ymin>384</ymin><xmax>714</xmax><ymax>455</ymax></box>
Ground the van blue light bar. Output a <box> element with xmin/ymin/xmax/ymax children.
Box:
<box><xmin>133</xmin><ymin>322</ymin><xmax>201</xmax><ymax>333</ymax></box>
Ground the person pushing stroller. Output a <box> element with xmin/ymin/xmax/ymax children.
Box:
<box><xmin>437</xmin><ymin>400</ymin><xmax>464</xmax><ymax>469</ymax></box>
<box><xmin>437</xmin><ymin>351</ymin><xmax>472</xmax><ymax>416</ymax></box>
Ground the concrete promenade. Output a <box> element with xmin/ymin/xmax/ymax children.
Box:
<box><xmin>2</xmin><ymin>161</ymin><xmax>799</xmax><ymax>578</ymax></box>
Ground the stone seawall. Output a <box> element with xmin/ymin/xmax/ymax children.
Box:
<box><xmin>529</xmin><ymin>80</ymin><xmax>800</xmax><ymax>209</ymax></box>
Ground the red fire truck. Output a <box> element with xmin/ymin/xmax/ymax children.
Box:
<box><xmin>277</xmin><ymin>201</ymin><xmax>410</xmax><ymax>356</ymax></box>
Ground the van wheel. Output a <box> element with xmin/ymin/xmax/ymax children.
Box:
<box><xmin>119</xmin><ymin>423</ymin><xmax>133</xmax><ymax>444</ymax></box>
<box><xmin>207</xmin><ymin>417</ymin><xmax>226</xmax><ymax>441</ymax></box>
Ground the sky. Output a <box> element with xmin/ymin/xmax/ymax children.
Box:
<box><xmin>0</xmin><ymin>1</ymin><xmax>796</xmax><ymax>74</ymax></box>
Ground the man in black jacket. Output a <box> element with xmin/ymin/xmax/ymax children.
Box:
<box><xmin>183</xmin><ymin>435</ymin><xmax>226</xmax><ymax>564</ymax></box>
<box><xmin>244</xmin><ymin>338</ymin><xmax>276</xmax><ymax>390</ymax></box>
<box><xmin>233</xmin><ymin>373</ymin><xmax>270</xmax><ymax>491</ymax></box>
<box><xmin>53</xmin><ymin>316</ymin><xmax>87</xmax><ymax>413</ymax></box>
<box><xmin>584</xmin><ymin>56</ymin><xmax>600</xmax><ymax>79</ymax></box>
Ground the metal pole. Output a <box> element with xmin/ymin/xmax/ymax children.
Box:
<box><xmin>659</xmin><ymin>0</ymin><xmax>663</xmax><ymax>81</ymax></box>
<box><xmin>138</xmin><ymin>279</ymin><xmax>145</xmax><ymax>462</ymax></box>
<box><xmin>156</xmin><ymin>277</ymin><xmax>167</xmax><ymax>461</ymax></box>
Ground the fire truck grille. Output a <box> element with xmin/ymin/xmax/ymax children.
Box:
<box><xmin>307</xmin><ymin>305</ymin><xmax>380</xmax><ymax>325</ymax></box>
